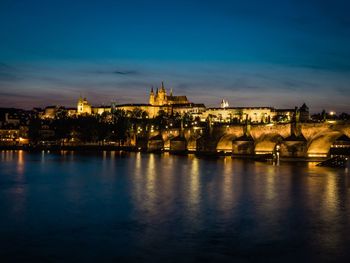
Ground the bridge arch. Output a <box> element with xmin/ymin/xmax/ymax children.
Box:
<box><xmin>254</xmin><ymin>134</ymin><xmax>284</xmax><ymax>154</ymax></box>
<box><xmin>216</xmin><ymin>134</ymin><xmax>237</xmax><ymax>152</ymax></box>
<box><xmin>307</xmin><ymin>131</ymin><xmax>344</xmax><ymax>157</ymax></box>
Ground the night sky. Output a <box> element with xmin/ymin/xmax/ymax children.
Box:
<box><xmin>0</xmin><ymin>0</ymin><xmax>349</xmax><ymax>112</ymax></box>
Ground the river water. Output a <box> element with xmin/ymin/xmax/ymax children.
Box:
<box><xmin>0</xmin><ymin>150</ymin><xmax>350</xmax><ymax>262</ymax></box>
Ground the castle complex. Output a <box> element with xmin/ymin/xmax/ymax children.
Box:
<box><xmin>112</xmin><ymin>82</ymin><xmax>205</xmax><ymax>118</ymax></box>
<box><xmin>41</xmin><ymin>82</ymin><xmax>310</xmax><ymax>123</ymax></box>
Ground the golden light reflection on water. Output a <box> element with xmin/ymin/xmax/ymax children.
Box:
<box><xmin>159</xmin><ymin>154</ymin><xmax>174</xmax><ymax>205</ymax></box>
<box><xmin>129</xmin><ymin>154</ymin><xmax>350</xmax><ymax>232</ymax></box>
<box><xmin>41</xmin><ymin>150</ymin><xmax>46</xmax><ymax>163</ymax></box>
<box><xmin>101</xmin><ymin>150</ymin><xmax>116</xmax><ymax>173</ymax></box>
<box><xmin>17</xmin><ymin>150</ymin><xmax>24</xmax><ymax>175</ymax></box>
<box><xmin>1</xmin><ymin>150</ymin><xmax>15</xmax><ymax>162</ymax></box>
<box><xmin>252</xmin><ymin>163</ymin><xmax>286</xmax><ymax>225</ymax></box>
<box><xmin>252</xmin><ymin>163</ymin><xmax>277</xmax><ymax>200</ymax></box>
<box><xmin>187</xmin><ymin>157</ymin><xmax>200</xmax><ymax>217</ymax></box>
<box><xmin>0</xmin><ymin>151</ymin><xmax>28</xmax><ymax>215</ymax></box>
<box><xmin>319</xmin><ymin>170</ymin><xmax>341</xmax><ymax>223</ymax></box>
<box><xmin>0</xmin><ymin>150</ymin><xmax>25</xmax><ymax>176</ymax></box>
<box><xmin>304</xmin><ymin>167</ymin><xmax>341</xmax><ymax>213</ymax></box>
<box><xmin>144</xmin><ymin>153</ymin><xmax>157</xmax><ymax>213</ymax></box>
<box><xmin>265</xmin><ymin>165</ymin><xmax>280</xmax><ymax>203</ymax></box>
<box><xmin>327</xmin><ymin>180</ymin><xmax>343</xmax><ymax>250</ymax></box>
<box><xmin>132</xmin><ymin>152</ymin><xmax>143</xmax><ymax>205</ymax></box>
<box><xmin>323</xmin><ymin>172</ymin><xmax>345</xmax><ymax>250</ymax></box>
<box><xmin>135</xmin><ymin>152</ymin><xmax>142</xmax><ymax>171</ymax></box>
<box><xmin>307</xmin><ymin>162</ymin><xmax>320</xmax><ymax>168</ymax></box>
<box><xmin>219</xmin><ymin>157</ymin><xmax>235</xmax><ymax>215</ymax></box>
<box><xmin>131</xmin><ymin>153</ymin><xmax>204</xmax><ymax>222</ymax></box>
<box><xmin>131</xmin><ymin>153</ymin><xmax>162</xmax><ymax>220</ymax></box>
<box><xmin>303</xmin><ymin>166</ymin><xmax>347</xmax><ymax>252</ymax></box>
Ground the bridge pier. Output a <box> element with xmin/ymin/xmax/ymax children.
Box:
<box><xmin>147</xmin><ymin>134</ymin><xmax>164</xmax><ymax>152</ymax></box>
<box><xmin>232</xmin><ymin>135</ymin><xmax>255</xmax><ymax>156</ymax></box>
<box><xmin>170</xmin><ymin>136</ymin><xmax>187</xmax><ymax>152</ymax></box>
<box><xmin>280</xmin><ymin>140</ymin><xmax>307</xmax><ymax>158</ymax></box>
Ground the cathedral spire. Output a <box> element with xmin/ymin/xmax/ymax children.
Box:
<box><xmin>161</xmin><ymin>81</ymin><xmax>165</xmax><ymax>92</ymax></box>
<box><xmin>149</xmin><ymin>86</ymin><xmax>155</xmax><ymax>105</ymax></box>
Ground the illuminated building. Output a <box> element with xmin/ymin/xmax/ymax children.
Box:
<box><xmin>200</xmin><ymin>107</ymin><xmax>276</xmax><ymax>123</ymax></box>
<box><xmin>116</xmin><ymin>82</ymin><xmax>205</xmax><ymax>118</ymax></box>
<box><xmin>221</xmin><ymin>99</ymin><xmax>229</xmax><ymax>108</ymax></box>
<box><xmin>92</xmin><ymin>106</ymin><xmax>111</xmax><ymax>115</ymax></box>
<box><xmin>66</xmin><ymin>108</ymin><xmax>77</xmax><ymax>116</ymax></box>
<box><xmin>149</xmin><ymin>82</ymin><xmax>189</xmax><ymax>106</ymax></box>
<box><xmin>77</xmin><ymin>97</ymin><xmax>92</xmax><ymax>115</ymax></box>
<box><xmin>43</xmin><ymin>106</ymin><xmax>57</xmax><ymax>119</ymax></box>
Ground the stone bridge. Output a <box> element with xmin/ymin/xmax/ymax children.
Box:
<box><xmin>147</xmin><ymin>122</ymin><xmax>350</xmax><ymax>158</ymax></box>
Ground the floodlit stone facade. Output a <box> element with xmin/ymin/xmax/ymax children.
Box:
<box><xmin>77</xmin><ymin>97</ymin><xmax>92</xmax><ymax>115</ymax></box>
<box><xmin>149</xmin><ymin>82</ymin><xmax>189</xmax><ymax>106</ymax></box>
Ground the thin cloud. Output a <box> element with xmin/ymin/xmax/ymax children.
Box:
<box><xmin>0</xmin><ymin>62</ymin><xmax>20</xmax><ymax>81</ymax></box>
<box><xmin>91</xmin><ymin>69</ymin><xmax>140</xmax><ymax>76</ymax></box>
<box><xmin>0</xmin><ymin>91</ymin><xmax>37</xmax><ymax>99</ymax></box>
<box><xmin>113</xmin><ymin>70</ymin><xmax>139</xmax><ymax>75</ymax></box>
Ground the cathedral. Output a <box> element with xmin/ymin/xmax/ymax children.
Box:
<box><xmin>149</xmin><ymin>82</ymin><xmax>189</xmax><ymax>106</ymax></box>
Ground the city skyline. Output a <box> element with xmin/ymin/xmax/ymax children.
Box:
<box><xmin>0</xmin><ymin>82</ymin><xmax>342</xmax><ymax>115</ymax></box>
<box><xmin>1</xmin><ymin>0</ymin><xmax>350</xmax><ymax>112</ymax></box>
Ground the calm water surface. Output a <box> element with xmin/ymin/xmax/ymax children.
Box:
<box><xmin>0</xmin><ymin>150</ymin><xmax>350</xmax><ymax>262</ymax></box>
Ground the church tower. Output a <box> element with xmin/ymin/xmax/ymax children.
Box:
<box><xmin>149</xmin><ymin>87</ymin><xmax>155</xmax><ymax>105</ymax></box>
<box><xmin>77</xmin><ymin>96</ymin><xmax>92</xmax><ymax>115</ymax></box>
<box><xmin>157</xmin><ymin>81</ymin><xmax>167</xmax><ymax>105</ymax></box>
<box><xmin>77</xmin><ymin>96</ymin><xmax>84</xmax><ymax>114</ymax></box>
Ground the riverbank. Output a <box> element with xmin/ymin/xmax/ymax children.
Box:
<box><xmin>0</xmin><ymin>144</ymin><xmax>332</xmax><ymax>162</ymax></box>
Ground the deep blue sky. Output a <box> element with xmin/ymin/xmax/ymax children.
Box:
<box><xmin>0</xmin><ymin>0</ymin><xmax>349</xmax><ymax>112</ymax></box>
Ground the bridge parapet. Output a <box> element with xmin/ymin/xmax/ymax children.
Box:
<box><xmin>249</xmin><ymin>123</ymin><xmax>290</xmax><ymax>139</ymax></box>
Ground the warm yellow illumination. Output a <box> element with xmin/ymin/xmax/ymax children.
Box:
<box><xmin>255</xmin><ymin>151</ymin><xmax>273</xmax><ymax>155</ymax></box>
<box><xmin>308</xmin><ymin>153</ymin><xmax>327</xmax><ymax>158</ymax></box>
